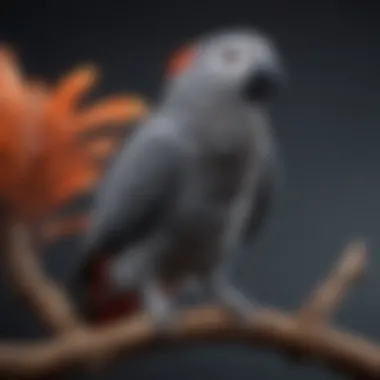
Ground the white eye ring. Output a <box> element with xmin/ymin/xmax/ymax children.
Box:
<box><xmin>221</xmin><ymin>47</ymin><xmax>241</xmax><ymax>64</ymax></box>
<box><xmin>205</xmin><ymin>45</ymin><xmax>246</xmax><ymax>77</ymax></box>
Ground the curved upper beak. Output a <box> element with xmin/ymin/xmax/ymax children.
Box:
<box><xmin>242</xmin><ymin>61</ymin><xmax>285</xmax><ymax>103</ymax></box>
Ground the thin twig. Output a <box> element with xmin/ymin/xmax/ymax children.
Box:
<box><xmin>0</xmin><ymin>240</ymin><xmax>379</xmax><ymax>379</ymax></box>
<box><xmin>0</xmin><ymin>306</ymin><xmax>380</xmax><ymax>379</ymax></box>
<box><xmin>5</xmin><ymin>223</ymin><xmax>83</xmax><ymax>334</ymax></box>
<box><xmin>298</xmin><ymin>241</ymin><xmax>366</xmax><ymax>324</ymax></box>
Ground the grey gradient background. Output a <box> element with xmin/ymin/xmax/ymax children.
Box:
<box><xmin>0</xmin><ymin>0</ymin><xmax>380</xmax><ymax>379</ymax></box>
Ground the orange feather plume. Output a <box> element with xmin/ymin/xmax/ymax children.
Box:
<box><xmin>21</xmin><ymin>68</ymin><xmax>148</xmax><ymax>220</ymax></box>
<box><xmin>74</xmin><ymin>95</ymin><xmax>147</xmax><ymax>133</ymax></box>
<box><xmin>0</xmin><ymin>47</ymin><xmax>149</xmax><ymax>227</ymax></box>
<box><xmin>0</xmin><ymin>46</ymin><xmax>34</xmax><ymax>196</ymax></box>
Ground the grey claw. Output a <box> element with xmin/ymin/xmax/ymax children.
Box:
<box><xmin>141</xmin><ymin>281</ymin><xmax>179</xmax><ymax>335</ymax></box>
<box><xmin>211</xmin><ymin>281</ymin><xmax>258</xmax><ymax>324</ymax></box>
<box><xmin>150</xmin><ymin>309</ymin><xmax>180</xmax><ymax>335</ymax></box>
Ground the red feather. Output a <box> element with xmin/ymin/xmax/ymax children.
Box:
<box><xmin>87</xmin><ymin>256</ymin><xmax>141</xmax><ymax>325</ymax></box>
<box><xmin>165</xmin><ymin>44</ymin><xmax>196</xmax><ymax>79</ymax></box>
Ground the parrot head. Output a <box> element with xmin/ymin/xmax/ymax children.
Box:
<box><xmin>164</xmin><ymin>28</ymin><xmax>284</xmax><ymax>105</ymax></box>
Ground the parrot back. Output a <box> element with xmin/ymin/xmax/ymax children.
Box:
<box><xmin>152</xmin><ymin>103</ymin><xmax>274</xmax><ymax>282</ymax></box>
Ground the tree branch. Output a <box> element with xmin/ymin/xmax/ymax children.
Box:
<box><xmin>0</xmin><ymin>305</ymin><xmax>380</xmax><ymax>379</ymax></box>
<box><xmin>0</xmin><ymin>238</ymin><xmax>379</xmax><ymax>379</ymax></box>
<box><xmin>4</xmin><ymin>223</ymin><xmax>83</xmax><ymax>334</ymax></box>
<box><xmin>298</xmin><ymin>241</ymin><xmax>366</xmax><ymax>324</ymax></box>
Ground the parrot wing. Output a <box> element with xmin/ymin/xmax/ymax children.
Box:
<box><xmin>243</xmin><ymin>142</ymin><xmax>282</xmax><ymax>243</ymax></box>
<box><xmin>70</xmin><ymin>118</ymin><xmax>184</xmax><ymax>286</ymax></box>
<box><xmin>242</xmin><ymin>173</ymin><xmax>274</xmax><ymax>242</ymax></box>
<box><xmin>242</xmin><ymin>107</ymin><xmax>279</xmax><ymax>243</ymax></box>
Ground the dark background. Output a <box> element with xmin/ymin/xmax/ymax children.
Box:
<box><xmin>1</xmin><ymin>0</ymin><xmax>380</xmax><ymax>379</ymax></box>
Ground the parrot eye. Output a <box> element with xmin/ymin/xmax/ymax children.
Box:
<box><xmin>221</xmin><ymin>47</ymin><xmax>241</xmax><ymax>64</ymax></box>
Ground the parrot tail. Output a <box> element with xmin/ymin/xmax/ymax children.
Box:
<box><xmin>85</xmin><ymin>255</ymin><xmax>141</xmax><ymax>325</ymax></box>
<box><xmin>38</xmin><ymin>192</ymin><xmax>143</xmax><ymax>325</ymax></box>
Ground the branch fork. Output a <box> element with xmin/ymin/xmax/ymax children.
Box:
<box><xmin>1</xmin><ymin>224</ymin><xmax>378</xmax><ymax>380</ymax></box>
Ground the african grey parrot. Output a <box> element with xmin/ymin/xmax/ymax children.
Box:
<box><xmin>70</xmin><ymin>27</ymin><xmax>284</xmax><ymax>328</ymax></box>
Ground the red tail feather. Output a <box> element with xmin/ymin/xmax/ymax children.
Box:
<box><xmin>87</xmin><ymin>256</ymin><xmax>141</xmax><ymax>325</ymax></box>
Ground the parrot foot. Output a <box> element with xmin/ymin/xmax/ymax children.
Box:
<box><xmin>151</xmin><ymin>309</ymin><xmax>180</xmax><ymax>335</ymax></box>
<box><xmin>210</xmin><ymin>280</ymin><xmax>258</xmax><ymax>325</ymax></box>
<box><xmin>141</xmin><ymin>281</ymin><xmax>179</xmax><ymax>335</ymax></box>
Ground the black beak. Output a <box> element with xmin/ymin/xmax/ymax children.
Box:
<box><xmin>243</xmin><ymin>63</ymin><xmax>284</xmax><ymax>102</ymax></box>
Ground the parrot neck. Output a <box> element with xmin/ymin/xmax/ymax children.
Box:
<box><xmin>162</xmin><ymin>81</ymin><xmax>239</xmax><ymax>122</ymax></box>
<box><xmin>161</xmin><ymin>89</ymin><xmax>259</xmax><ymax>159</ymax></box>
